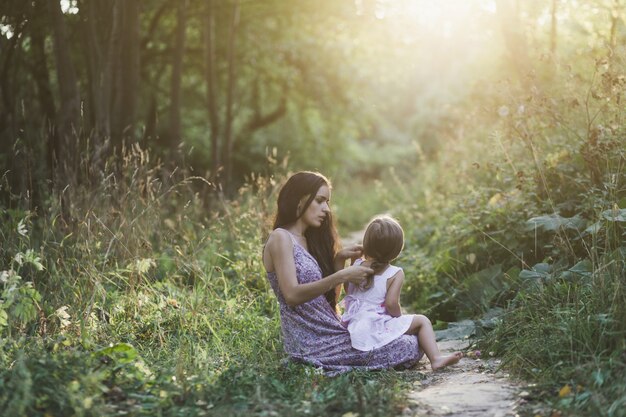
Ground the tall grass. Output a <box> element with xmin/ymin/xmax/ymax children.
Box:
<box><xmin>0</xmin><ymin>145</ymin><xmax>421</xmax><ymax>416</ymax></box>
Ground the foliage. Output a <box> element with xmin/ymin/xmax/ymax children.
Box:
<box><xmin>0</xmin><ymin>149</ymin><xmax>420</xmax><ymax>416</ymax></box>
<box><xmin>381</xmin><ymin>16</ymin><xmax>626</xmax><ymax>416</ymax></box>
<box><xmin>1</xmin><ymin>1</ymin><xmax>626</xmax><ymax>416</ymax></box>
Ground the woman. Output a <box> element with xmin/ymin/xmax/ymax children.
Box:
<box><xmin>263</xmin><ymin>171</ymin><xmax>423</xmax><ymax>375</ymax></box>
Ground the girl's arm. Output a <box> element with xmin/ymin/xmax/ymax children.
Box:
<box><xmin>384</xmin><ymin>270</ymin><xmax>405</xmax><ymax>317</ymax></box>
<box><xmin>267</xmin><ymin>230</ymin><xmax>372</xmax><ymax>307</ymax></box>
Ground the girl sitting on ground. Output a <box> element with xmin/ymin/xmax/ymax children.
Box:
<box><xmin>341</xmin><ymin>216</ymin><xmax>463</xmax><ymax>370</ymax></box>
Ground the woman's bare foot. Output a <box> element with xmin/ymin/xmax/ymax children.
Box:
<box><xmin>431</xmin><ymin>352</ymin><xmax>463</xmax><ymax>371</ymax></box>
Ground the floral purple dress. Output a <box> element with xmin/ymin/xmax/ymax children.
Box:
<box><xmin>266</xmin><ymin>231</ymin><xmax>423</xmax><ymax>375</ymax></box>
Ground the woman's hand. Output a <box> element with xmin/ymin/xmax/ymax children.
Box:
<box><xmin>334</xmin><ymin>245</ymin><xmax>364</xmax><ymax>269</ymax></box>
<box><xmin>340</xmin><ymin>264</ymin><xmax>373</xmax><ymax>286</ymax></box>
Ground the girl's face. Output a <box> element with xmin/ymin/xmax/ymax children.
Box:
<box><xmin>299</xmin><ymin>185</ymin><xmax>331</xmax><ymax>228</ymax></box>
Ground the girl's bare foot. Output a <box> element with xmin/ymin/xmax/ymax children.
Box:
<box><xmin>431</xmin><ymin>352</ymin><xmax>463</xmax><ymax>371</ymax></box>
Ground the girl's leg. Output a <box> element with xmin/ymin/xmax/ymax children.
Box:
<box><xmin>406</xmin><ymin>314</ymin><xmax>463</xmax><ymax>370</ymax></box>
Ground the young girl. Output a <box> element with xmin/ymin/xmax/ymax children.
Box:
<box><xmin>341</xmin><ymin>216</ymin><xmax>463</xmax><ymax>370</ymax></box>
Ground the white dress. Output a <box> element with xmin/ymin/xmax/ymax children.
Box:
<box><xmin>340</xmin><ymin>259</ymin><xmax>414</xmax><ymax>351</ymax></box>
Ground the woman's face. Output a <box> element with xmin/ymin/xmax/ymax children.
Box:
<box><xmin>299</xmin><ymin>185</ymin><xmax>331</xmax><ymax>228</ymax></box>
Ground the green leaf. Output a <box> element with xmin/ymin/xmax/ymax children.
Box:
<box><xmin>601</xmin><ymin>208</ymin><xmax>626</xmax><ymax>222</ymax></box>
<box><xmin>559</xmin><ymin>259</ymin><xmax>593</xmax><ymax>281</ymax></box>
<box><xmin>584</xmin><ymin>222</ymin><xmax>602</xmax><ymax>235</ymax></box>
<box><xmin>459</xmin><ymin>264</ymin><xmax>503</xmax><ymax>312</ymax></box>
<box><xmin>568</xmin><ymin>259</ymin><xmax>593</xmax><ymax>277</ymax></box>
<box><xmin>97</xmin><ymin>343</ymin><xmax>138</xmax><ymax>364</ymax></box>
<box><xmin>0</xmin><ymin>309</ymin><xmax>7</xmax><ymax>327</ymax></box>
<box><xmin>593</xmin><ymin>369</ymin><xmax>606</xmax><ymax>387</ymax></box>
<box><xmin>23</xmin><ymin>249</ymin><xmax>45</xmax><ymax>271</ymax></box>
<box><xmin>519</xmin><ymin>263</ymin><xmax>551</xmax><ymax>280</ymax></box>
<box><xmin>525</xmin><ymin>214</ymin><xmax>586</xmax><ymax>232</ymax></box>
<box><xmin>13</xmin><ymin>299</ymin><xmax>37</xmax><ymax>323</ymax></box>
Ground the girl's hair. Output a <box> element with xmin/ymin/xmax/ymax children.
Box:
<box><xmin>273</xmin><ymin>171</ymin><xmax>341</xmax><ymax>309</ymax></box>
<box><xmin>361</xmin><ymin>216</ymin><xmax>404</xmax><ymax>289</ymax></box>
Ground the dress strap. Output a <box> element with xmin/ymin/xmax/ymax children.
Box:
<box><xmin>275</xmin><ymin>228</ymin><xmax>297</xmax><ymax>245</ymax></box>
<box><xmin>382</xmin><ymin>265</ymin><xmax>402</xmax><ymax>280</ymax></box>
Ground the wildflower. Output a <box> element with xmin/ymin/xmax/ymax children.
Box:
<box><xmin>559</xmin><ymin>384</ymin><xmax>571</xmax><ymax>397</ymax></box>
<box><xmin>132</xmin><ymin>258</ymin><xmax>155</xmax><ymax>274</ymax></box>
<box><xmin>466</xmin><ymin>350</ymin><xmax>482</xmax><ymax>359</ymax></box>
<box><xmin>55</xmin><ymin>306</ymin><xmax>71</xmax><ymax>328</ymax></box>
<box><xmin>498</xmin><ymin>105</ymin><xmax>510</xmax><ymax>117</ymax></box>
<box><xmin>17</xmin><ymin>219</ymin><xmax>28</xmax><ymax>237</ymax></box>
<box><xmin>23</xmin><ymin>249</ymin><xmax>44</xmax><ymax>271</ymax></box>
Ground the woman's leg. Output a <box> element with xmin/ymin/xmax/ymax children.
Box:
<box><xmin>406</xmin><ymin>314</ymin><xmax>463</xmax><ymax>370</ymax></box>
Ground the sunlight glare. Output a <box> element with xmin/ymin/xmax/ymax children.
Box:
<box><xmin>375</xmin><ymin>0</ymin><xmax>497</xmax><ymax>52</ymax></box>
<box><xmin>0</xmin><ymin>24</ymin><xmax>14</xmax><ymax>39</ymax></box>
<box><xmin>354</xmin><ymin>0</ymin><xmax>364</xmax><ymax>17</ymax></box>
<box><xmin>375</xmin><ymin>5</ymin><xmax>386</xmax><ymax>20</ymax></box>
<box><xmin>481</xmin><ymin>1</ymin><xmax>497</xmax><ymax>14</ymax></box>
<box><xmin>60</xmin><ymin>0</ymin><xmax>79</xmax><ymax>15</ymax></box>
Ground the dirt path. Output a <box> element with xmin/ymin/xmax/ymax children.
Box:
<box><xmin>402</xmin><ymin>321</ymin><xmax>522</xmax><ymax>417</ymax></box>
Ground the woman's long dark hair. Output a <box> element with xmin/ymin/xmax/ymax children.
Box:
<box><xmin>273</xmin><ymin>171</ymin><xmax>340</xmax><ymax>310</ymax></box>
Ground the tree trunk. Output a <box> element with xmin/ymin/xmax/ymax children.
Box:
<box><xmin>109</xmin><ymin>0</ymin><xmax>124</xmax><ymax>145</ymax></box>
<box><xmin>550</xmin><ymin>0</ymin><xmax>557</xmax><ymax>57</ymax></box>
<box><xmin>114</xmin><ymin>0</ymin><xmax>140</xmax><ymax>141</ymax></box>
<box><xmin>608</xmin><ymin>0</ymin><xmax>621</xmax><ymax>68</ymax></box>
<box><xmin>84</xmin><ymin>1</ymin><xmax>112</xmax><ymax>140</ymax></box>
<box><xmin>169</xmin><ymin>0</ymin><xmax>188</xmax><ymax>154</ymax></box>
<box><xmin>223</xmin><ymin>0</ymin><xmax>240</xmax><ymax>189</ymax></box>
<box><xmin>0</xmin><ymin>12</ymin><xmax>26</xmax><ymax>203</ymax></box>
<box><xmin>496</xmin><ymin>0</ymin><xmax>529</xmax><ymax>83</ymax></box>
<box><xmin>49</xmin><ymin>0</ymin><xmax>81</xmax><ymax>186</ymax></box>
<box><xmin>30</xmin><ymin>22</ymin><xmax>56</xmax><ymax>123</ymax></box>
<box><xmin>0</xmin><ymin>20</ymin><xmax>23</xmax><ymax>143</ymax></box>
<box><xmin>205</xmin><ymin>0</ymin><xmax>221</xmax><ymax>178</ymax></box>
<box><xmin>29</xmin><ymin>1</ymin><xmax>57</xmax><ymax>182</ymax></box>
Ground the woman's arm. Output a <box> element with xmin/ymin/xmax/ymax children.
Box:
<box><xmin>267</xmin><ymin>230</ymin><xmax>372</xmax><ymax>306</ymax></box>
<box><xmin>384</xmin><ymin>270</ymin><xmax>405</xmax><ymax>317</ymax></box>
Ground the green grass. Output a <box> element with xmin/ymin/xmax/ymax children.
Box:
<box><xmin>0</xmin><ymin>158</ymin><xmax>422</xmax><ymax>416</ymax></box>
<box><xmin>481</xmin><ymin>260</ymin><xmax>626</xmax><ymax>416</ymax></box>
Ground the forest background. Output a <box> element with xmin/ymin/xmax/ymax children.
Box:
<box><xmin>0</xmin><ymin>0</ymin><xmax>624</xmax><ymax>416</ymax></box>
